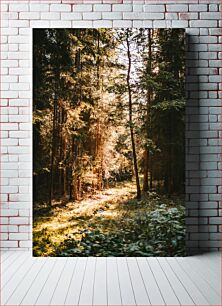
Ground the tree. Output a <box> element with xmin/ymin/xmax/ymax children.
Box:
<box><xmin>125</xmin><ymin>29</ymin><xmax>141</xmax><ymax>200</ymax></box>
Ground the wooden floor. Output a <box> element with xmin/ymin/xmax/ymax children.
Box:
<box><xmin>1</xmin><ymin>251</ymin><xmax>221</xmax><ymax>306</ymax></box>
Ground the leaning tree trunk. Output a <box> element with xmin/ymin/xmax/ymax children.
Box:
<box><xmin>126</xmin><ymin>30</ymin><xmax>141</xmax><ymax>200</ymax></box>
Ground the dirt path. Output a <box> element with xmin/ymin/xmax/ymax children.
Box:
<box><xmin>69</xmin><ymin>181</ymin><xmax>136</xmax><ymax>214</ymax></box>
<box><xmin>34</xmin><ymin>180</ymin><xmax>136</xmax><ymax>233</ymax></box>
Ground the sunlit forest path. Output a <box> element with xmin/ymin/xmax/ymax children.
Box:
<box><xmin>34</xmin><ymin>180</ymin><xmax>138</xmax><ymax>255</ymax></box>
<box><xmin>72</xmin><ymin>180</ymin><xmax>136</xmax><ymax>214</ymax></box>
<box><xmin>33</xmin><ymin>28</ymin><xmax>186</xmax><ymax>257</ymax></box>
<box><xmin>33</xmin><ymin>179</ymin><xmax>185</xmax><ymax>257</ymax></box>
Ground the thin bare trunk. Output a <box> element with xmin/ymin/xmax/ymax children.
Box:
<box><xmin>49</xmin><ymin>89</ymin><xmax>57</xmax><ymax>205</ymax></box>
<box><xmin>143</xmin><ymin>29</ymin><xmax>152</xmax><ymax>193</ymax></box>
<box><xmin>126</xmin><ymin>30</ymin><xmax>141</xmax><ymax>200</ymax></box>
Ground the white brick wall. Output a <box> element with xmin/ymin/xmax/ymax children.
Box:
<box><xmin>1</xmin><ymin>0</ymin><xmax>221</xmax><ymax>254</ymax></box>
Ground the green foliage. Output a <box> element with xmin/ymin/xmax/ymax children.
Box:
<box><xmin>33</xmin><ymin>29</ymin><xmax>186</xmax><ymax>257</ymax></box>
<box><xmin>33</xmin><ymin>192</ymin><xmax>185</xmax><ymax>257</ymax></box>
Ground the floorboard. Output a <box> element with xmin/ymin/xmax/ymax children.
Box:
<box><xmin>93</xmin><ymin>257</ymin><xmax>107</xmax><ymax>306</ymax></box>
<box><xmin>64</xmin><ymin>257</ymin><xmax>87</xmax><ymax>306</ymax></box>
<box><xmin>157</xmin><ymin>257</ymin><xmax>195</xmax><ymax>305</ymax></box>
<box><xmin>0</xmin><ymin>251</ymin><xmax>220</xmax><ymax>306</ymax></box>
<box><xmin>167</xmin><ymin>257</ymin><xmax>210</xmax><ymax>305</ymax></box>
<box><xmin>137</xmin><ymin>257</ymin><xmax>165</xmax><ymax>305</ymax></box>
<box><xmin>147</xmin><ymin>257</ymin><xmax>179</xmax><ymax>305</ymax></box>
<box><xmin>117</xmin><ymin>257</ymin><xmax>136</xmax><ymax>305</ymax></box>
<box><xmin>50</xmin><ymin>257</ymin><xmax>77</xmax><ymax>305</ymax></box>
<box><xmin>35</xmin><ymin>258</ymin><xmax>67</xmax><ymax>305</ymax></box>
<box><xmin>78</xmin><ymin>257</ymin><xmax>96</xmax><ymax>306</ymax></box>
<box><xmin>107</xmin><ymin>257</ymin><xmax>122</xmax><ymax>306</ymax></box>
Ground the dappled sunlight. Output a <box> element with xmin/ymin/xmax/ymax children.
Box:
<box><xmin>33</xmin><ymin>29</ymin><xmax>186</xmax><ymax>257</ymax></box>
<box><xmin>33</xmin><ymin>180</ymin><xmax>138</xmax><ymax>255</ymax></box>
<box><xmin>33</xmin><ymin>179</ymin><xmax>186</xmax><ymax>257</ymax></box>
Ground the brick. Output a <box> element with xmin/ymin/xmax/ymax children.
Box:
<box><xmin>19</xmin><ymin>123</ymin><xmax>31</xmax><ymax>131</ymax></box>
<box><xmin>210</xmin><ymin>233</ymin><xmax>221</xmax><ymax>240</ymax></box>
<box><xmin>112</xmin><ymin>4</ymin><xmax>132</xmax><ymax>11</ymax></box>
<box><xmin>199</xmin><ymin>209</ymin><xmax>218</xmax><ymax>217</ymax></box>
<box><xmin>9</xmin><ymin>20</ymin><xmax>29</xmax><ymax>28</ymax></box>
<box><xmin>9</xmin><ymin>68</ymin><xmax>30</xmax><ymax>75</ymax></box>
<box><xmin>19</xmin><ymin>210</ymin><xmax>29</xmax><ymax>217</ymax></box>
<box><xmin>102</xmin><ymin>12</ymin><xmax>122</xmax><ymax>19</ymax></box>
<box><xmin>144</xmin><ymin>5</ymin><xmax>165</xmax><ymax>12</ymax></box>
<box><xmin>123</xmin><ymin>12</ymin><xmax>164</xmax><ymax>19</ymax></box>
<box><xmin>153</xmin><ymin>20</ymin><xmax>172</xmax><ymax>28</ymax></box>
<box><xmin>191</xmin><ymin>233</ymin><xmax>209</xmax><ymax>241</ymax></box>
<box><xmin>209</xmin><ymin>4</ymin><xmax>219</xmax><ymax>11</ymax></box>
<box><xmin>2</xmin><ymin>123</ymin><xmax>18</xmax><ymax>131</ymax></box>
<box><xmin>39</xmin><ymin>12</ymin><xmax>59</xmax><ymax>20</ymax></box>
<box><xmin>19</xmin><ymin>12</ymin><xmax>40</xmax><ymax>20</ymax></box>
<box><xmin>172</xmin><ymin>20</ymin><xmax>188</xmax><ymax>28</ymax></box>
<box><xmin>199</xmin><ymin>225</ymin><xmax>217</xmax><ymax>233</ymax></box>
<box><xmin>179</xmin><ymin>13</ymin><xmax>198</xmax><ymax>20</ymax></box>
<box><xmin>8</xmin><ymin>147</ymin><xmax>30</xmax><ymax>154</ymax></box>
<box><xmin>19</xmin><ymin>226</ymin><xmax>30</xmax><ymax>233</ymax></box>
<box><xmin>199</xmin><ymin>241</ymin><xmax>221</xmax><ymax>248</ymax></box>
<box><xmin>29</xmin><ymin>4</ymin><xmax>49</xmax><ymax>12</ymax></box>
<box><xmin>9</xmin><ymin>233</ymin><xmax>29</xmax><ymax>240</ymax></box>
<box><xmin>73</xmin><ymin>4</ymin><xmax>92</xmax><ymax>12</ymax></box>
<box><xmin>200</xmin><ymin>202</ymin><xmax>218</xmax><ymax>209</ymax></box>
<box><xmin>9</xmin><ymin>4</ymin><xmax>29</xmax><ymax>12</ymax></box>
<box><xmin>50</xmin><ymin>21</ymin><xmax>72</xmax><ymax>28</ymax></box>
<box><xmin>30</xmin><ymin>20</ymin><xmax>50</xmax><ymax>28</ymax></box>
<box><xmin>165</xmin><ymin>13</ymin><xmax>178</xmax><ymax>20</ymax></box>
<box><xmin>200</xmin><ymin>12</ymin><xmax>221</xmax><ymax>20</ymax></box>
<box><xmin>72</xmin><ymin>20</ymin><xmax>93</xmax><ymax>28</ymax></box>
<box><xmin>189</xmin><ymin>4</ymin><xmax>207</xmax><ymax>11</ymax></box>
<box><xmin>0</xmin><ymin>241</ymin><xmax>18</xmax><ymax>248</ymax></box>
<box><xmin>94</xmin><ymin>4</ymin><xmax>111</xmax><ymax>11</ymax></box>
<box><xmin>143</xmin><ymin>20</ymin><xmax>153</xmax><ymax>28</ymax></box>
<box><xmin>113</xmin><ymin>20</ymin><xmax>132</xmax><ymax>28</ymax></box>
<box><xmin>61</xmin><ymin>13</ymin><xmax>82</xmax><ymax>20</ymax></box>
<box><xmin>1</xmin><ymin>209</ymin><xmax>18</xmax><ymax>216</ymax></box>
<box><xmin>19</xmin><ymin>241</ymin><xmax>31</xmax><ymax>248</ymax></box>
<box><xmin>9</xmin><ymin>115</ymin><xmax>29</xmax><ymax>123</ymax></box>
<box><xmin>133</xmin><ymin>21</ymin><xmax>143</xmax><ymax>28</ymax></box>
<box><xmin>166</xmin><ymin>5</ymin><xmax>188</xmax><ymax>12</ymax></box>
<box><xmin>2</xmin><ymin>170</ymin><xmax>18</xmax><ymax>178</ymax></box>
<box><xmin>9</xmin><ymin>217</ymin><xmax>29</xmax><ymax>225</ymax></box>
<box><xmin>190</xmin><ymin>20</ymin><xmax>217</xmax><ymax>28</ymax></box>
<box><xmin>83</xmin><ymin>12</ymin><xmax>102</xmax><ymax>19</ymax></box>
<box><xmin>209</xmin><ymin>28</ymin><xmax>221</xmax><ymax>36</ymax></box>
<box><xmin>93</xmin><ymin>20</ymin><xmax>112</xmax><ymax>28</ymax></box>
<box><xmin>50</xmin><ymin>4</ymin><xmax>71</xmax><ymax>12</ymax></box>
<box><xmin>1</xmin><ymin>158</ymin><xmax>18</xmax><ymax>166</ymax></box>
<box><xmin>199</xmin><ymin>36</ymin><xmax>218</xmax><ymax>44</ymax></box>
<box><xmin>9</xmin><ymin>99</ymin><xmax>29</xmax><ymax>107</ymax></box>
<box><xmin>209</xmin><ymin>60</ymin><xmax>221</xmax><ymax>68</ymax></box>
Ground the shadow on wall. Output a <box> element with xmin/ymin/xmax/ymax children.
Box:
<box><xmin>185</xmin><ymin>33</ymin><xmax>200</xmax><ymax>255</ymax></box>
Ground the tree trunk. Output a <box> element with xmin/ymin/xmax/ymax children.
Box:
<box><xmin>143</xmin><ymin>150</ymin><xmax>149</xmax><ymax>192</ymax></box>
<box><xmin>63</xmin><ymin>138</ymin><xmax>67</xmax><ymax>197</ymax></box>
<box><xmin>143</xmin><ymin>29</ymin><xmax>152</xmax><ymax>193</ymax></box>
<box><xmin>49</xmin><ymin>89</ymin><xmax>57</xmax><ymax>205</ymax></box>
<box><xmin>126</xmin><ymin>30</ymin><xmax>141</xmax><ymax>200</ymax></box>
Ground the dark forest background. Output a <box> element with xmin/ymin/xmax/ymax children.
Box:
<box><xmin>33</xmin><ymin>28</ymin><xmax>186</xmax><ymax>257</ymax></box>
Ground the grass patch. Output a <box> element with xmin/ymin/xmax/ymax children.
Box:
<box><xmin>33</xmin><ymin>181</ymin><xmax>186</xmax><ymax>257</ymax></box>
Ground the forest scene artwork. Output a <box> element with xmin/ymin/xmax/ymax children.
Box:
<box><xmin>33</xmin><ymin>28</ymin><xmax>186</xmax><ymax>257</ymax></box>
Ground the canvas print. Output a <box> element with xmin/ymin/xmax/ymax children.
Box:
<box><xmin>33</xmin><ymin>28</ymin><xmax>186</xmax><ymax>257</ymax></box>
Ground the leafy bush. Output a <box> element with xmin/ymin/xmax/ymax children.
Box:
<box><xmin>52</xmin><ymin>202</ymin><xmax>185</xmax><ymax>257</ymax></box>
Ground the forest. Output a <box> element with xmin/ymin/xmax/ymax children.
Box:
<box><xmin>33</xmin><ymin>28</ymin><xmax>186</xmax><ymax>257</ymax></box>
